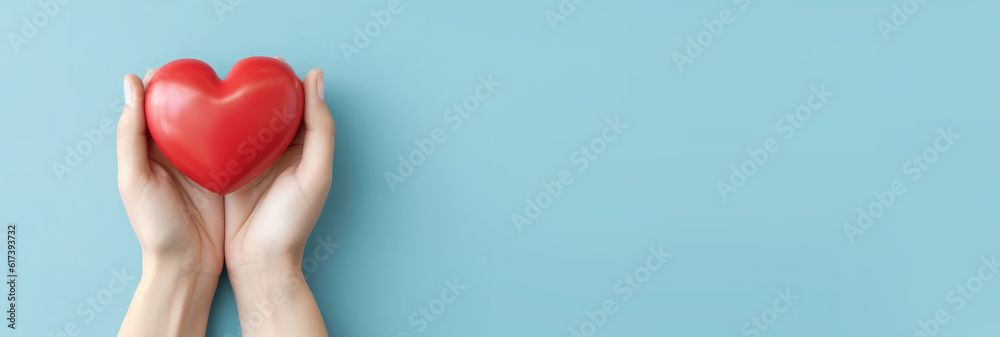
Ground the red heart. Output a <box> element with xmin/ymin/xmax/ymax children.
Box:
<box><xmin>145</xmin><ymin>57</ymin><xmax>304</xmax><ymax>195</ymax></box>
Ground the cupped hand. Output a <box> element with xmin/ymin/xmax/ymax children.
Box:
<box><xmin>116</xmin><ymin>62</ymin><xmax>332</xmax><ymax>337</ymax></box>
<box><xmin>117</xmin><ymin>69</ymin><xmax>226</xmax><ymax>277</ymax></box>
<box><xmin>223</xmin><ymin>66</ymin><xmax>335</xmax><ymax>277</ymax></box>
<box><xmin>221</xmin><ymin>64</ymin><xmax>333</xmax><ymax>337</ymax></box>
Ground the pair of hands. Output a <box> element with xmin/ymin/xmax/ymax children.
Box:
<box><xmin>116</xmin><ymin>60</ymin><xmax>333</xmax><ymax>336</ymax></box>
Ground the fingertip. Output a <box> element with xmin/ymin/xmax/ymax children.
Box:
<box><xmin>123</xmin><ymin>73</ymin><xmax>142</xmax><ymax>90</ymax></box>
<box><xmin>274</xmin><ymin>56</ymin><xmax>286</xmax><ymax>63</ymax></box>
<box><xmin>303</xmin><ymin>68</ymin><xmax>325</xmax><ymax>103</ymax></box>
<box><xmin>317</xmin><ymin>70</ymin><xmax>324</xmax><ymax>101</ymax></box>
<box><xmin>142</xmin><ymin>68</ymin><xmax>159</xmax><ymax>87</ymax></box>
<box><xmin>305</xmin><ymin>68</ymin><xmax>323</xmax><ymax>81</ymax></box>
<box><xmin>119</xmin><ymin>74</ymin><xmax>147</xmax><ymax>137</ymax></box>
<box><xmin>123</xmin><ymin>80</ymin><xmax>133</xmax><ymax>108</ymax></box>
<box><xmin>123</xmin><ymin>74</ymin><xmax>143</xmax><ymax>108</ymax></box>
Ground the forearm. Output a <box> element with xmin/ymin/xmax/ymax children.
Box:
<box><xmin>229</xmin><ymin>265</ymin><xmax>328</xmax><ymax>337</ymax></box>
<box><xmin>117</xmin><ymin>260</ymin><xmax>219</xmax><ymax>337</ymax></box>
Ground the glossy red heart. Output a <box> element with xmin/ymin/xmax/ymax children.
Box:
<box><xmin>145</xmin><ymin>57</ymin><xmax>304</xmax><ymax>195</ymax></box>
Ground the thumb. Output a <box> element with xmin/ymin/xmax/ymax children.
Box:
<box><xmin>116</xmin><ymin>74</ymin><xmax>150</xmax><ymax>187</ymax></box>
<box><xmin>297</xmin><ymin>69</ymin><xmax>336</xmax><ymax>188</ymax></box>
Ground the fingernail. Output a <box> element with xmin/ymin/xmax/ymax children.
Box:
<box><xmin>317</xmin><ymin>72</ymin><xmax>325</xmax><ymax>101</ymax></box>
<box><xmin>123</xmin><ymin>79</ymin><xmax>133</xmax><ymax>107</ymax></box>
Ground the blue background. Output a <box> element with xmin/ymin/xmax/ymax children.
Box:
<box><xmin>1</xmin><ymin>0</ymin><xmax>999</xmax><ymax>336</ymax></box>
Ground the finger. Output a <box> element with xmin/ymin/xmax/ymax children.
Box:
<box><xmin>275</xmin><ymin>57</ymin><xmax>304</xmax><ymax>146</ymax></box>
<box><xmin>297</xmin><ymin>69</ymin><xmax>335</xmax><ymax>185</ymax></box>
<box><xmin>145</xmin><ymin>134</ymin><xmax>172</xmax><ymax>170</ymax></box>
<box><xmin>289</xmin><ymin>122</ymin><xmax>306</xmax><ymax>146</ymax></box>
<box><xmin>117</xmin><ymin>74</ymin><xmax>150</xmax><ymax>186</ymax></box>
<box><xmin>142</xmin><ymin>68</ymin><xmax>159</xmax><ymax>87</ymax></box>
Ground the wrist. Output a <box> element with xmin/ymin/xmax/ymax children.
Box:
<box><xmin>226</xmin><ymin>264</ymin><xmax>324</xmax><ymax>337</ymax></box>
<box><xmin>138</xmin><ymin>258</ymin><xmax>220</xmax><ymax>304</ymax></box>
<box><xmin>225</xmin><ymin>251</ymin><xmax>303</xmax><ymax>282</ymax></box>
<box><xmin>228</xmin><ymin>261</ymin><xmax>304</xmax><ymax>293</ymax></box>
<box><xmin>142</xmin><ymin>254</ymin><xmax>223</xmax><ymax>280</ymax></box>
<box><xmin>120</xmin><ymin>262</ymin><xmax>219</xmax><ymax>336</ymax></box>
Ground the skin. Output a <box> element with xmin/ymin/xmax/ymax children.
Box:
<box><xmin>116</xmin><ymin>58</ymin><xmax>333</xmax><ymax>337</ymax></box>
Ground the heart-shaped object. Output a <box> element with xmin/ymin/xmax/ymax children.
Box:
<box><xmin>145</xmin><ymin>57</ymin><xmax>304</xmax><ymax>194</ymax></box>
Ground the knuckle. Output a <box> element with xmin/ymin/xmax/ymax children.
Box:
<box><xmin>116</xmin><ymin>118</ymin><xmax>130</xmax><ymax>140</ymax></box>
<box><xmin>117</xmin><ymin>175</ymin><xmax>134</xmax><ymax>195</ymax></box>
